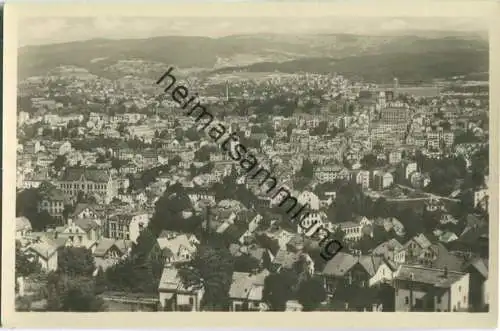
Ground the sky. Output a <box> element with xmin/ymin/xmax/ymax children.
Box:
<box><xmin>18</xmin><ymin>16</ymin><xmax>488</xmax><ymax>47</ymax></box>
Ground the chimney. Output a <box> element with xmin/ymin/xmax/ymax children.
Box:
<box><xmin>443</xmin><ymin>266</ymin><xmax>448</xmax><ymax>278</ymax></box>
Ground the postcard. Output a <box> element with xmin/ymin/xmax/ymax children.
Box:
<box><xmin>2</xmin><ymin>1</ymin><xmax>499</xmax><ymax>328</ymax></box>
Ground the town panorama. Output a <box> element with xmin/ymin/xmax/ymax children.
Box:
<box><xmin>15</xmin><ymin>16</ymin><xmax>490</xmax><ymax>313</ymax></box>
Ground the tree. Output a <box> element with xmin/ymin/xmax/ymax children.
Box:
<box><xmin>263</xmin><ymin>270</ymin><xmax>298</xmax><ymax>311</ymax></box>
<box><xmin>299</xmin><ymin>159</ymin><xmax>314</xmax><ymax>178</ymax></box>
<box><xmin>179</xmin><ymin>244</ymin><xmax>234</xmax><ymax>310</ymax></box>
<box><xmin>46</xmin><ymin>272</ymin><xmax>105</xmax><ymax>312</ymax></box>
<box><xmin>149</xmin><ymin>186</ymin><xmax>193</xmax><ymax>235</ymax></box>
<box><xmin>58</xmin><ymin>247</ymin><xmax>96</xmax><ymax>276</ymax></box>
<box><xmin>169</xmin><ymin>155</ymin><xmax>182</xmax><ymax>167</ymax></box>
<box><xmin>15</xmin><ymin>241</ymin><xmax>41</xmax><ymax>278</ymax></box>
<box><xmin>52</xmin><ymin>155</ymin><xmax>67</xmax><ymax>172</ymax></box>
<box><xmin>234</xmin><ymin>254</ymin><xmax>261</xmax><ymax>273</ymax></box>
<box><xmin>297</xmin><ymin>277</ymin><xmax>327</xmax><ymax>311</ymax></box>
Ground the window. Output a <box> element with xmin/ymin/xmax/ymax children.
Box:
<box><xmin>437</xmin><ymin>296</ymin><xmax>441</xmax><ymax>304</ymax></box>
<box><xmin>189</xmin><ymin>297</ymin><xmax>194</xmax><ymax>305</ymax></box>
<box><xmin>459</xmin><ymin>286</ymin><xmax>462</xmax><ymax>292</ymax></box>
<box><xmin>405</xmin><ymin>297</ymin><xmax>409</xmax><ymax>305</ymax></box>
<box><xmin>464</xmin><ymin>296</ymin><xmax>467</xmax><ymax>303</ymax></box>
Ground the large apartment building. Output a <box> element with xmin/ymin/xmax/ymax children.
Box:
<box><xmin>57</xmin><ymin>167</ymin><xmax>118</xmax><ymax>204</ymax></box>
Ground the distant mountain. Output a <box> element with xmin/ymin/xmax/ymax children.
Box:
<box><xmin>18</xmin><ymin>33</ymin><xmax>489</xmax><ymax>82</ymax></box>
<box><xmin>214</xmin><ymin>49</ymin><xmax>488</xmax><ymax>84</ymax></box>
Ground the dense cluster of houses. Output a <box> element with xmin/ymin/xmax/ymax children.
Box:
<box><xmin>15</xmin><ymin>63</ymin><xmax>489</xmax><ymax>312</ymax></box>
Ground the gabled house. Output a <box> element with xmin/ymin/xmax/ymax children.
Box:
<box><xmin>56</xmin><ymin>218</ymin><xmax>102</xmax><ymax>251</ymax></box>
<box><xmin>321</xmin><ymin>252</ymin><xmax>378</xmax><ymax>294</ymax></box>
<box><xmin>158</xmin><ymin>265</ymin><xmax>204</xmax><ymax>311</ymax></box>
<box><xmin>93</xmin><ymin>238</ymin><xmax>133</xmax><ymax>270</ymax></box>
<box><xmin>393</xmin><ymin>264</ymin><xmax>470</xmax><ymax>312</ymax></box>
<box><xmin>16</xmin><ymin>216</ymin><xmax>32</xmax><ymax>241</ymax></box>
<box><xmin>371</xmin><ymin>238</ymin><xmax>405</xmax><ymax>264</ymax></box>
<box><xmin>402</xmin><ymin>233</ymin><xmax>432</xmax><ymax>261</ymax></box>
<box><xmin>229</xmin><ymin>269</ymin><xmax>270</xmax><ymax>311</ymax></box>
<box><xmin>25</xmin><ymin>240</ymin><xmax>58</xmax><ymax>271</ymax></box>
<box><xmin>157</xmin><ymin>232</ymin><xmax>199</xmax><ymax>264</ymax></box>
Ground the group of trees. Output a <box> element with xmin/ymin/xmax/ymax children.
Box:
<box><xmin>263</xmin><ymin>263</ymin><xmax>326</xmax><ymax>311</ymax></box>
<box><xmin>178</xmin><ymin>244</ymin><xmax>235</xmax><ymax>310</ymax></box>
<box><xmin>148</xmin><ymin>183</ymin><xmax>202</xmax><ymax>236</ymax></box>
<box><xmin>16</xmin><ymin>187</ymin><xmax>56</xmax><ymax>231</ymax></box>
<box><xmin>42</xmin><ymin>247</ymin><xmax>105</xmax><ymax>312</ymax></box>
<box><xmin>104</xmin><ymin>229</ymin><xmax>166</xmax><ymax>294</ymax></box>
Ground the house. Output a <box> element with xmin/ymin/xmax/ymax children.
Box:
<box><xmin>229</xmin><ymin>269</ymin><xmax>270</xmax><ymax>311</ymax></box>
<box><xmin>93</xmin><ymin>238</ymin><xmax>133</xmax><ymax>270</ymax></box>
<box><xmin>158</xmin><ymin>265</ymin><xmax>204</xmax><ymax>311</ymax></box>
<box><xmin>25</xmin><ymin>240</ymin><xmax>58</xmax><ymax>271</ymax></box>
<box><xmin>16</xmin><ymin>216</ymin><xmax>32</xmax><ymax>240</ymax></box>
<box><xmin>402</xmin><ymin>234</ymin><xmax>432</xmax><ymax>261</ymax></box>
<box><xmin>369</xmin><ymin>260</ymin><xmax>399</xmax><ymax>286</ymax></box>
<box><xmin>321</xmin><ymin>252</ymin><xmax>377</xmax><ymax>294</ymax></box>
<box><xmin>70</xmin><ymin>203</ymin><xmax>104</xmax><ymax>222</ymax></box>
<box><xmin>157</xmin><ymin>232</ymin><xmax>199</xmax><ymax>264</ymax></box>
<box><xmin>55</xmin><ymin>218</ymin><xmax>102</xmax><ymax>251</ymax></box>
<box><xmin>393</xmin><ymin>265</ymin><xmax>470</xmax><ymax>312</ymax></box>
<box><xmin>462</xmin><ymin>258</ymin><xmax>489</xmax><ymax>311</ymax></box>
<box><xmin>371</xmin><ymin>238</ymin><xmax>405</xmax><ymax>263</ymax></box>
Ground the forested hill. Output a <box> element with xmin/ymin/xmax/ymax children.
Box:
<box><xmin>18</xmin><ymin>33</ymin><xmax>488</xmax><ymax>82</ymax></box>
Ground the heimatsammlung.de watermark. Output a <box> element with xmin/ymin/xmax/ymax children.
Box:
<box><xmin>156</xmin><ymin>67</ymin><xmax>343</xmax><ymax>261</ymax></box>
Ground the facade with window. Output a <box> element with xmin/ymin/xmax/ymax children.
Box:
<box><xmin>393</xmin><ymin>265</ymin><xmax>470</xmax><ymax>312</ymax></box>
<box><xmin>57</xmin><ymin>167</ymin><xmax>118</xmax><ymax>204</ymax></box>
<box><xmin>106</xmin><ymin>212</ymin><xmax>150</xmax><ymax>243</ymax></box>
<box><xmin>37</xmin><ymin>187</ymin><xmax>65</xmax><ymax>223</ymax></box>
<box><xmin>158</xmin><ymin>266</ymin><xmax>204</xmax><ymax>312</ymax></box>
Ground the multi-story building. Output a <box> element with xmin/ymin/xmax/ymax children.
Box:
<box><xmin>393</xmin><ymin>265</ymin><xmax>470</xmax><ymax>312</ymax></box>
<box><xmin>37</xmin><ymin>186</ymin><xmax>65</xmax><ymax>223</ymax></box>
<box><xmin>314</xmin><ymin>165</ymin><xmax>350</xmax><ymax>183</ymax></box>
<box><xmin>354</xmin><ymin>170</ymin><xmax>370</xmax><ymax>189</ymax></box>
<box><xmin>380</xmin><ymin>107</ymin><xmax>410</xmax><ymax>124</ymax></box>
<box><xmin>106</xmin><ymin>212</ymin><xmax>150</xmax><ymax>243</ymax></box>
<box><xmin>57</xmin><ymin>168</ymin><xmax>118</xmax><ymax>204</ymax></box>
<box><xmin>372</xmin><ymin>171</ymin><xmax>394</xmax><ymax>190</ymax></box>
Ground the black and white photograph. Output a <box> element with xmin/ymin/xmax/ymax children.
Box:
<box><xmin>2</xmin><ymin>1</ymin><xmax>498</xmax><ymax>328</ymax></box>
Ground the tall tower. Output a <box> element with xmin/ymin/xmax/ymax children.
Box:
<box><xmin>225</xmin><ymin>81</ymin><xmax>230</xmax><ymax>102</ymax></box>
<box><xmin>393</xmin><ymin>77</ymin><xmax>399</xmax><ymax>97</ymax></box>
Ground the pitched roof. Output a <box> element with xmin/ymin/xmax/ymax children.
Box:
<box><xmin>158</xmin><ymin>266</ymin><xmax>201</xmax><ymax>293</ymax></box>
<box><xmin>395</xmin><ymin>265</ymin><xmax>466</xmax><ymax>288</ymax></box>
<box><xmin>16</xmin><ymin>216</ymin><xmax>32</xmax><ymax>232</ymax></box>
<box><xmin>73</xmin><ymin>218</ymin><xmax>100</xmax><ymax>232</ymax></box>
<box><xmin>59</xmin><ymin>167</ymin><xmax>110</xmax><ymax>183</ymax></box>
<box><xmin>358</xmin><ymin>255</ymin><xmax>383</xmax><ymax>277</ymax></box>
<box><xmin>463</xmin><ymin>257</ymin><xmax>488</xmax><ymax>279</ymax></box>
<box><xmin>27</xmin><ymin>241</ymin><xmax>58</xmax><ymax>259</ymax></box>
<box><xmin>228</xmin><ymin>269</ymin><xmax>270</xmax><ymax>300</ymax></box>
<box><xmin>93</xmin><ymin>238</ymin><xmax>118</xmax><ymax>257</ymax></box>
<box><xmin>372</xmin><ymin>239</ymin><xmax>403</xmax><ymax>256</ymax></box>
<box><xmin>70</xmin><ymin>203</ymin><xmax>103</xmax><ymax>217</ymax></box>
<box><xmin>322</xmin><ymin>252</ymin><xmax>359</xmax><ymax>276</ymax></box>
